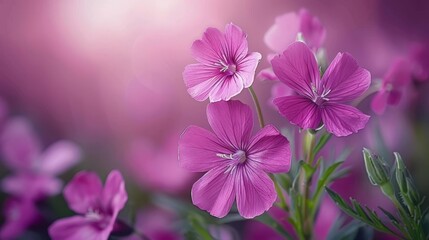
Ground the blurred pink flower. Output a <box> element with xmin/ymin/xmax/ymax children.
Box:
<box><xmin>272</xmin><ymin>42</ymin><xmax>371</xmax><ymax>137</ymax></box>
<box><xmin>0</xmin><ymin>117</ymin><xmax>81</xmax><ymax>199</ymax></box>
<box><xmin>264</xmin><ymin>8</ymin><xmax>326</xmax><ymax>54</ymax></box>
<box><xmin>179</xmin><ymin>100</ymin><xmax>291</xmax><ymax>218</ymax></box>
<box><xmin>125</xmin><ymin>136</ymin><xmax>194</xmax><ymax>194</ymax></box>
<box><xmin>371</xmin><ymin>58</ymin><xmax>412</xmax><ymax>115</ymax></box>
<box><xmin>0</xmin><ymin>198</ymin><xmax>38</xmax><ymax>240</ymax></box>
<box><xmin>183</xmin><ymin>23</ymin><xmax>262</xmax><ymax>102</ymax></box>
<box><xmin>49</xmin><ymin>170</ymin><xmax>128</xmax><ymax>240</ymax></box>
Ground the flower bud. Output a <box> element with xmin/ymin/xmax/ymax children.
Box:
<box><xmin>363</xmin><ymin>148</ymin><xmax>390</xmax><ymax>187</ymax></box>
<box><xmin>394</xmin><ymin>152</ymin><xmax>408</xmax><ymax>194</ymax></box>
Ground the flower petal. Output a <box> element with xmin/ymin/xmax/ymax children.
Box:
<box><xmin>208</xmin><ymin>75</ymin><xmax>244</xmax><ymax>102</ymax></box>
<box><xmin>237</xmin><ymin>52</ymin><xmax>262</xmax><ymax>88</ymax></box>
<box><xmin>248</xmin><ymin>125</ymin><xmax>291</xmax><ymax>173</ymax></box>
<box><xmin>179</xmin><ymin>126</ymin><xmax>231</xmax><ymax>172</ymax></box>
<box><xmin>39</xmin><ymin>141</ymin><xmax>81</xmax><ymax>175</ymax></box>
<box><xmin>298</xmin><ymin>8</ymin><xmax>326</xmax><ymax>50</ymax></box>
<box><xmin>207</xmin><ymin>100</ymin><xmax>253</xmax><ymax>149</ymax></box>
<box><xmin>183</xmin><ymin>63</ymin><xmax>220</xmax><ymax>101</ymax></box>
<box><xmin>63</xmin><ymin>171</ymin><xmax>103</xmax><ymax>214</ymax></box>
<box><xmin>48</xmin><ymin>216</ymin><xmax>109</xmax><ymax>240</ymax></box>
<box><xmin>2</xmin><ymin>174</ymin><xmax>62</xmax><ymax>200</ymax></box>
<box><xmin>1</xmin><ymin>118</ymin><xmax>41</xmax><ymax>172</ymax></box>
<box><xmin>322</xmin><ymin>52</ymin><xmax>371</xmax><ymax>102</ymax></box>
<box><xmin>257</xmin><ymin>68</ymin><xmax>278</xmax><ymax>81</ymax></box>
<box><xmin>191</xmin><ymin>165</ymin><xmax>235</xmax><ymax>218</ymax></box>
<box><xmin>224</xmin><ymin>23</ymin><xmax>249</xmax><ymax>61</ymax></box>
<box><xmin>100</xmin><ymin>170</ymin><xmax>128</xmax><ymax>215</ymax></box>
<box><xmin>264</xmin><ymin>12</ymin><xmax>300</xmax><ymax>53</ymax></box>
<box><xmin>321</xmin><ymin>103</ymin><xmax>370</xmax><ymax>137</ymax></box>
<box><xmin>273</xmin><ymin>95</ymin><xmax>322</xmax><ymax>129</ymax></box>
<box><xmin>0</xmin><ymin>198</ymin><xmax>38</xmax><ymax>240</ymax></box>
<box><xmin>371</xmin><ymin>91</ymin><xmax>388</xmax><ymax>115</ymax></box>
<box><xmin>271</xmin><ymin>41</ymin><xmax>319</xmax><ymax>98</ymax></box>
<box><xmin>236</xmin><ymin>166</ymin><xmax>276</xmax><ymax>218</ymax></box>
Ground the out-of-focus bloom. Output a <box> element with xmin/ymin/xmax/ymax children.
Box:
<box><xmin>371</xmin><ymin>58</ymin><xmax>412</xmax><ymax>115</ymax></box>
<box><xmin>272</xmin><ymin>42</ymin><xmax>371</xmax><ymax>137</ymax></box>
<box><xmin>125</xmin><ymin>136</ymin><xmax>194</xmax><ymax>194</ymax></box>
<box><xmin>410</xmin><ymin>43</ymin><xmax>429</xmax><ymax>81</ymax></box>
<box><xmin>179</xmin><ymin>100</ymin><xmax>291</xmax><ymax>218</ymax></box>
<box><xmin>183</xmin><ymin>23</ymin><xmax>262</xmax><ymax>102</ymax></box>
<box><xmin>0</xmin><ymin>118</ymin><xmax>81</xmax><ymax>199</ymax></box>
<box><xmin>0</xmin><ymin>198</ymin><xmax>39</xmax><ymax>240</ymax></box>
<box><xmin>48</xmin><ymin>170</ymin><xmax>128</xmax><ymax>240</ymax></box>
<box><xmin>264</xmin><ymin>8</ymin><xmax>326</xmax><ymax>53</ymax></box>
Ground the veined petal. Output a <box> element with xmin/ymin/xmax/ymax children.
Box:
<box><xmin>1</xmin><ymin>117</ymin><xmax>42</xmax><ymax>172</ymax></box>
<box><xmin>207</xmin><ymin>100</ymin><xmax>253</xmax><ymax>149</ymax></box>
<box><xmin>248</xmin><ymin>125</ymin><xmax>291</xmax><ymax>173</ymax></box>
<box><xmin>224</xmin><ymin>23</ymin><xmax>248</xmax><ymax>61</ymax></box>
<box><xmin>321</xmin><ymin>103</ymin><xmax>370</xmax><ymax>137</ymax></box>
<box><xmin>322</xmin><ymin>52</ymin><xmax>370</xmax><ymax>102</ymax></box>
<box><xmin>64</xmin><ymin>171</ymin><xmax>103</xmax><ymax>214</ymax></box>
<box><xmin>201</xmin><ymin>27</ymin><xmax>227</xmax><ymax>62</ymax></box>
<box><xmin>237</xmin><ymin>52</ymin><xmax>262</xmax><ymax>88</ymax></box>
<box><xmin>191</xmin><ymin>165</ymin><xmax>236</xmax><ymax>218</ymax></box>
<box><xmin>178</xmin><ymin>126</ymin><xmax>231</xmax><ymax>172</ymax></box>
<box><xmin>39</xmin><ymin>141</ymin><xmax>81</xmax><ymax>175</ymax></box>
<box><xmin>48</xmin><ymin>216</ymin><xmax>109</xmax><ymax>240</ymax></box>
<box><xmin>100</xmin><ymin>170</ymin><xmax>128</xmax><ymax>215</ymax></box>
<box><xmin>208</xmin><ymin>75</ymin><xmax>244</xmax><ymax>102</ymax></box>
<box><xmin>274</xmin><ymin>95</ymin><xmax>322</xmax><ymax>129</ymax></box>
<box><xmin>235</xmin><ymin>166</ymin><xmax>276</xmax><ymax>218</ymax></box>
<box><xmin>271</xmin><ymin>41</ymin><xmax>319</xmax><ymax>98</ymax></box>
<box><xmin>183</xmin><ymin>63</ymin><xmax>220</xmax><ymax>101</ymax></box>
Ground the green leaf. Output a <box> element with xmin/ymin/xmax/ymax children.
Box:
<box><xmin>312</xmin><ymin>161</ymin><xmax>344</xmax><ymax>202</ymax></box>
<box><xmin>313</xmin><ymin>133</ymin><xmax>332</xmax><ymax>156</ymax></box>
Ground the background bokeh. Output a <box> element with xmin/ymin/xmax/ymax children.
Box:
<box><xmin>0</xmin><ymin>0</ymin><xmax>428</xmax><ymax>239</ymax></box>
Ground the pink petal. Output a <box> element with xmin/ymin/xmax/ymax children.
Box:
<box><xmin>179</xmin><ymin>126</ymin><xmax>232</xmax><ymax>172</ymax></box>
<box><xmin>321</xmin><ymin>103</ymin><xmax>370</xmax><ymax>137</ymax></box>
<box><xmin>191</xmin><ymin>165</ymin><xmax>236</xmax><ymax>218</ymax></box>
<box><xmin>39</xmin><ymin>140</ymin><xmax>81</xmax><ymax>175</ymax></box>
<box><xmin>100</xmin><ymin>170</ymin><xmax>128</xmax><ymax>215</ymax></box>
<box><xmin>200</xmin><ymin>27</ymin><xmax>227</xmax><ymax>61</ymax></box>
<box><xmin>271</xmin><ymin>41</ymin><xmax>319</xmax><ymax>98</ymax></box>
<box><xmin>371</xmin><ymin>91</ymin><xmax>388</xmax><ymax>115</ymax></box>
<box><xmin>224</xmin><ymin>23</ymin><xmax>248</xmax><ymax>61</ymax></box>
<box><xmin>183</xmin><ymin>63</ymin><xmax>220</xmax><ymax>101</ymax></box>
<box><xmin>207</xmin><ymin>100</ymin><xmax>253</xmax><ymax>149</ymax></box>
<box><xmin>383</xmin><ymin>58</ymin><xmax>412</xmax><ymax>87</ymax></box>
<box><xmin>235</xmin><ymin>166</ymin><xmax>276</xmax><ymax>218</ymax></box>
<box><xmin>64</xmin><ymin>171</ymin><xmax>103</xmax><ymax>214</ymax></box>
<box><xmin>2</xmin><ymin>174</ymin><xmax>62</xmax><ymax>200</ymax></box>
<box><xmin>1</xmin><ymin>118</ymin><xmax>41</xmax><ymax>172</ymax></box>
<box><xmin>273</xmin><ymin>95</ymin><xmax>322</xmax><ymax>129</ymax></box>
<box><xmin>49</xmin><ymin>216</ymin><xmax>109</xmax><ymax>240</ymax></box>
<box><xmin>236</xmin><ymin>52</ymin><xmax>262</xmax><ymax>88</ymax></box>
<box><xmin>257</xmin><ymin>68</ymin><xmax>278</xmax><ymax>81</ymax></box>
<box><xmin>0</xmin><ymin>199</ymin><xmax>38</xmax><ymax>240</ymax></box>
<box><xmin>248</xmin><ymin>125</ymin><xmax>291</xmax><ymax>173</ymax></box>
<box><xmin>321</xmin><ymin>52</ymin><xmax>371</xmax><ymax>102</ymax></box>
<box><xmin>387</xmin><ymin>90</ymin><xmax>402</xmax><ymax>105</ymax></box>
<box><xmin>208</xmin><ymin>75</ymin><xmax>244</xmax><ymax>102</ymax></box>
<box><xmin>298</xmin><ymin>8</ymin><xmax>326</xmax><ymax>50</ymax></box>
<box><xmin>264</xmin><ymin>12</ymin><xmax>300</xmax><ymax>53</ymax></box>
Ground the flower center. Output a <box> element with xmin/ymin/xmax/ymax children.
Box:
<box><xmin>85</xmin><ymin>208</ymin><xmax>102</xmax><ymax>221</ymax></box>
<box><xmin>311</xmin><ymin>84</ymin><xmax>331</xmax><ymax>105</ymax></box>
<box><xmin>216</xmin><ymin>150</ymin><xmax>247</xmax><ymax>163</ymax></box>
<box><xmin>219</xmin><ymin>61</ymin><xmax>237</xmax><ymax>76</ymax></box>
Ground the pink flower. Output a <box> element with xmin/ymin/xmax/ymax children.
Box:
<box><xmin>183</xmin><ymin>23</ymin><xmax>262</xmax><ymax>102</ymax></box>
<box><xmin>178</xmin><ymin>100</ymin><xmax>291</xmax><ymax>218</ymax></box>
<box><xmin>0</xmin><ymin>118</ymin><xmax>81</xmax><ymax>199</ymax></box>
<box><xmin>48</xmin><ymin>170</ymin><xmax>128</xmax><ymax>240</ymax></box>
<box><xmin>272</xmin><ymin>42</ymin><xmax>371</xmax><ymax>137</ymax></box>
<box><xmin>0</xmin><ymin>198</ymin><xmax>39</xmax><ymax>239</ymax></box>
<box><xmin>371</xmin><ymin>58</ymin><xmax>412</xmax><ymax>115</ymax></box>
<box><xmin>264</xmin><ymin>8</ymin><xmax>326</xmax><ymax>53</ymax></box>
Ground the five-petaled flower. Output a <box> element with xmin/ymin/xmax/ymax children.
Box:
<box><xmin>48</xmin><ymin>170</ymin><xmax>128</xmax><ymax>240</ymax></box>
<box><xmin>272</xmin><ymin>41</ymin><xmax>371</xmax><ymax>137</ymax></box>
<box><xmin>178</xmin><ymin>100</ymin><xmax>291</xmax><ymax>218</ymax></box>
<box><xmin>183</xmin><ymin>23</ymin><xmax>262</xmax><ymax>102</ymax></box>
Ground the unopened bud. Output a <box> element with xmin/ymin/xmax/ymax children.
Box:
<box><xmin>363</xmin><ymin>148</ymin><xmax>390</xmax><ymax>186</ymax></box>
<box><xmin>394</xmin><ymin>152</ymin><xmax>408</xmax><ymax>194</ymax></box>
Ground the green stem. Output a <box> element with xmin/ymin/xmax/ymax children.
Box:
<box><xmin>248</xmin><ymin>86</ymin><xmax>266</xmax><ymax>128</ymax></box>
